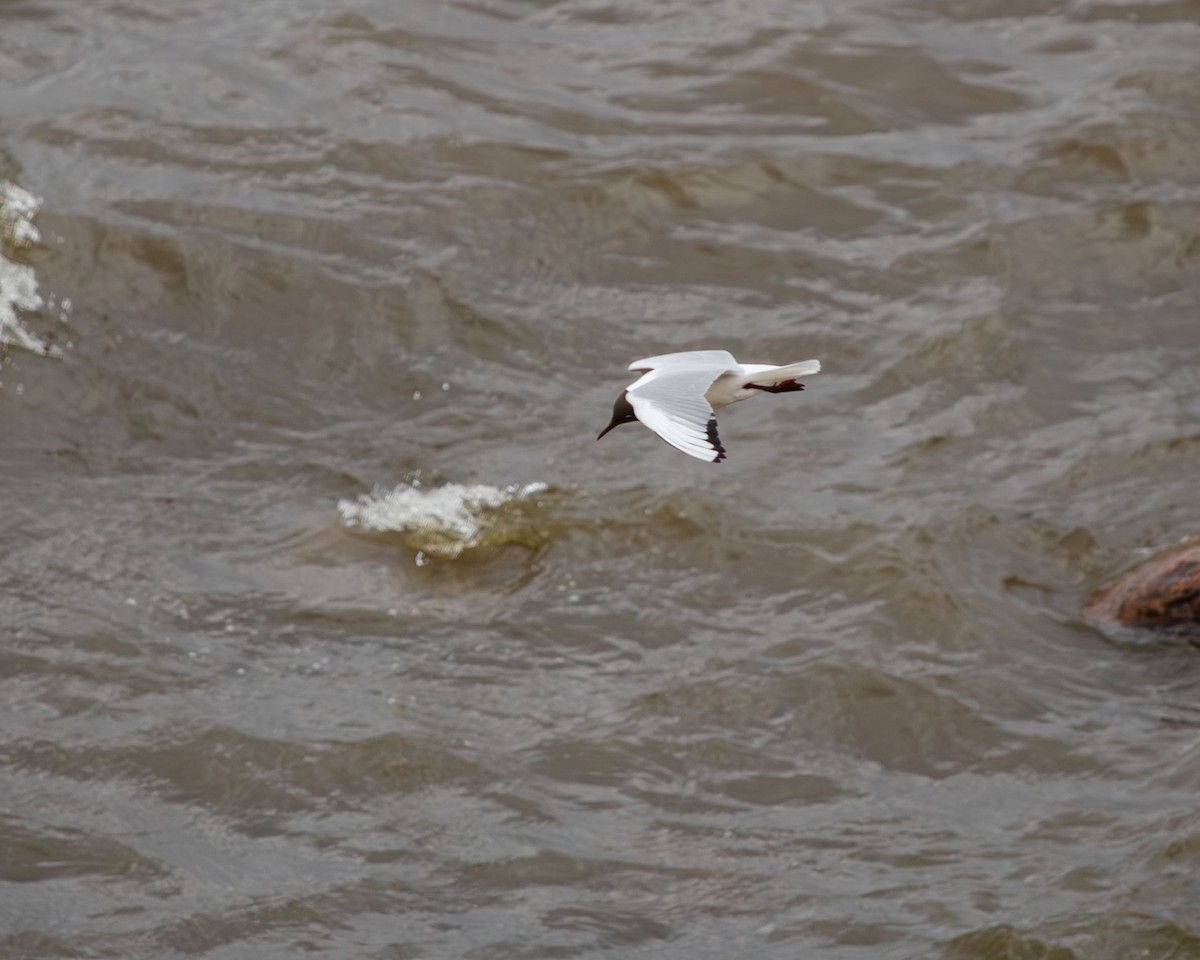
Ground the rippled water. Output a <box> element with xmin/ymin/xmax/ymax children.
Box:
<box><xmin>2</xmin><ymin>1</ymin><xmax>1199</xmax><ymax>957</ymax></box>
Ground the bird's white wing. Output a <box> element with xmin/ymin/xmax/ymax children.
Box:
<box><xmin>628</xmin><ymin>349</ymin><xmax>737</xmax><ymax>373</ymax></box>
<box><xmin>626</xmin><ymin>364</ymin><xmax>732</xmax><ymax>462</ymax></box>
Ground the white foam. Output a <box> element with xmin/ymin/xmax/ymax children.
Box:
<box><xmin>0</xmin><ymin>181</ymin><xmax>59</xmax><ymax>358</ymax></box>
<box><xmin>338</xmin><ymin>479</ymin><xmax>548</xmax><ymax>558</ymax></box>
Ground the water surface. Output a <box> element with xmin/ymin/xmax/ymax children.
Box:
<box><xmin>2</xmin><ymin>1</ymin><xmax>1199</xmax><ymax>957</ymax></box>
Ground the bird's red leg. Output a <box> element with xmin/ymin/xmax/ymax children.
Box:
<box><xmin>746</xmin><ymin>379</ymin><xmax>805</xmax><ymax>394</ymax></box>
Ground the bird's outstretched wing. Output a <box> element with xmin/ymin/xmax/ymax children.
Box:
<box><xmin>626</xmin><ymin>357</ymin><xmax>737</xmax><ymax>462</ymax></box>
<box><xmin>628</xmin><ymin>349</ymin><xmax>738</xmax><ymax>373</ymax></box>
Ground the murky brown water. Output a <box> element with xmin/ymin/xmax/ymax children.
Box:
<box><xmin>3</xmin><ymin>1</ymin><xmax>1200</xmax><ymax>957</ymax></box>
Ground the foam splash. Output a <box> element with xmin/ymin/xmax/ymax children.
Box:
<box><xmin>338</xmin><ymin>479</ymin><xmax>549</xmax><ymax>559</ymax></box>
<box><xmin>0</xmin><ymin>181</ymin><xmax>59</xmax><ymax>358</ymax></box>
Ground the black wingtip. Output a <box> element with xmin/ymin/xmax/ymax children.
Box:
<box><xmin>707</xmin><ymin>417</ymin><xmax>727</xmax><ymax>463</ymax></box>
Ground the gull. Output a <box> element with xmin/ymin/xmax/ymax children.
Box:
<box><xmin>597</xmin><ymin>350</ymin><xmax>821</xmax><ymax>462</ymax></box>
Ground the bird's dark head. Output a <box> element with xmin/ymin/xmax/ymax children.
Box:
<box><xmin>597</xmin><ymin>391</ymin><xmax>638</xmax><ymax>441</ymax></box>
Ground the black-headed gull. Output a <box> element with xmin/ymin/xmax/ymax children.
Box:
<box><xmin>597</xmin><ymin>350</ymin><xmax>821</xmax><ymax>462</ymax></box>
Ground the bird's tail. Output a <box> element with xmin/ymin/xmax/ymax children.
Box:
<box><xmin>769</xmin><ymin>359</ymin><xmax>821</xmax><ymax>381</ymax></box>
<box><xmin>739</xmin><ymin>358</ymin><xmax>821</xmax><ymax>395</ymax></box>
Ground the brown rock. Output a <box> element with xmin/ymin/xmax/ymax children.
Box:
<box><xmin>1083</xmin><ymin>539</ymin><xmax>1200</xmax><ymax>631</ymax></box>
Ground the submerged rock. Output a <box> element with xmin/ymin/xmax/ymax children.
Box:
<box><xmin>1083</xmin><ymin>539</ymin><xmax>1200</xmax><ymax>633</ymax></box>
